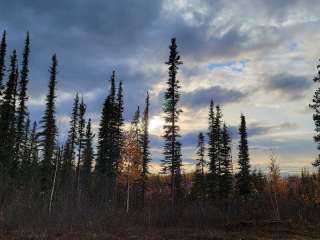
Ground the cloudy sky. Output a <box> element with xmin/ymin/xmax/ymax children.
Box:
<box><xmin>1</xmin><ymin>0</ymin><xmax>319</xmax><ymax>174</ymax></box>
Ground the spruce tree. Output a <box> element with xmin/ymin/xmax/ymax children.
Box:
<box><xmin>214</xmin><ymin>105</ymin><xmax>223</xmax><ymax>179</ymax></box>
<box><xmin>109</xmin><ymin>71</ymin><xmax>118</xmax><ymax>180</ymax></box>
<box><xmin>191</xmin><ymin>132</ymin><xmax>206</xmax><ymax>200</ymax></box>
<box><xmin>161</xmin><ymin>38</ymin><xmax>183</xmax><ymax>208</ymax></box>
<box><xmin>81</xmin><ymin>118</ymin><xmax>94</xmax><ymax>198</ymax></box>
<box><xmin>61</xmin><ymin>93</ymin><xmax>79</xmax><ymax>188</ymax></box>
<box><xmin>115</xmin><ymin>81</ymin><xmax>124</xmax><ymax>173</ymax></box>
<box><xmin>0</xmin><ymin>30</ymin><xmax>7</xmax><ymax>95</ymax></box>
<box><xmin>68</xmin><ymin>93</ymin><xmax>79</xmax><ymax>154</ymax></box>
<box><xmin>39</xmin><ymin>55</ymin><xmax>58</xmax><ymax>193</ymax></box>
<box><xmin>0</xmin><ymin>50</ymin><xmax>18</xmax><ymax>180</ymax></box>
<box><xmin>207</xmin><ymin>100</ymin><xmax>218</xmax><ymax>198</ymax></box>
<box><xmin>96</xmin><ymin>95</ymin><xmax>113</xmax><ymax>202</ymax></box>
<box><xmin>96</xmin><ymin>72</ymin><xmax>119</xmax><ymax>203</ymax></box>
<box><xmin>219</xmin><ymin>124</ymin><xmax>233</xmax><ymax>199</ymax></box>
<box><xmin>140</xmin><ymin>92</ymin><xmax>151</xmax><ymax>205</ymax></box>
<box><xmin>236</xmin><ymin>114</ymin><xmax>251</xmax><ymax>200</ymax></box>
<box><xmin>310</xmin><ymin>59</ymin><xmax>320</xmax><ymax>169</ymax></box>
<box><xmin>15</xmin><ymin>32</ymin><xmax>31</xmax><ymax>163</ymax></box>
<box><xmin>76</xmin><ymin>97</ymin><xmax>86</xmax><ymax>200</ymax></box>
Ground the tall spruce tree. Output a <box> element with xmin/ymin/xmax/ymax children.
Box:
<box><xmin>39</xmin><ymin>55</ymin><xmax>58</xmax><ymax>193</ymax></box>
<box><xmin>161</xmin><ymin>38</ymin><xmax>183</xmax><ymax>208</ymax></box>
<box><xmin>219</xmin><ymin>124</ymin><xmax>233</xmax><ymax>199</ymax></box>
<box><xmin>96</xmin><ymin>72</ymin><xmax>119</xmax><ymax>204</ymax></box>
<box><xmin>0</xmin><ymin>50</ymin><xmax>18</xmax><ymax>180</ymax></box>
<box><xmin>310</xmin><ymin>59</ymin><xmax>320</xmax><ymax>169</ymax></box>
<box><xmin>140</xmin><ymin>92</ymin><xmax>151</xmax><ymax>205</ymax></box>
<box><xmin>109</xmin><ymin>71</ymin><xmax>118</xmax><ymax>190</ymax></box>
<box><xmin>236</xmin><ymin>114</ymin><xmax>251</xmax><ymax>200</ymax></box>
<box><xmin>81</xmin><ymin>118</ymin><xmax>94</xmax><ymax>198</ymax></box>
<box><xmin>214</xmin><ymin>105</ymin><xmax>223</xmax><ymax>178</ymax></box>
<box><xmin>76</xmin><ymin>97</ymin><xmax>86</xmax><ymax>200</ymax></box>
<box><xmin>115</xmin><ymin>81</ymin><xmax>124</xmax><ymax>173</ymax></box>
<box><xmin>207</xmin><ymin>100</ymin><xmax>218</xmax><ymax>198</ymax></box>
<box><xmin>61</xmin><ymin>93</ymin><xmax>79</xmax><ymax>188</ymax></box>
<box><xmin>191</xmin><ymin>132</ymin><xmax>206</xmax><ymax>200</ymax></box>
<box><xmin>0</xmin><ymin>30</ymin><xmax>6</xmax><ymax>95</ymax></box>
<box><xmin>15</xmin><ymin>32</ymin><xmax>31</xmax><ymax>163</ymax></box>
<box><xmin>68</xmin><ymin>93</ymin><xmax>79</xmax><ymax>155</ymax></box>
<box><xmin>96</xmin><ymin>95</ymin><xmax>112</xmax><ymax>202</ymax></box>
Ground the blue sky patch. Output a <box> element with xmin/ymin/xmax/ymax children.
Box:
<box><xmin>208</xmin><ymin>60</ymin><xmax>248</xmax><ymax>72</ymax></box>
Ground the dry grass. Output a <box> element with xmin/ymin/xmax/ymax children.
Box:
<box><xmin>2</xmin><ymin>222</ymin><xmax>320</xmax><ymax>240</ymax></box>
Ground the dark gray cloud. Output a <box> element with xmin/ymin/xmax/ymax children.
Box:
<box><xmin>0</xmin><ymin>0</ymin><xmax>164</xmax><ymax>96</ymax></box>
<box><xmin>0</xmin><ymin>0</ymin><xmax>166</xmax><ymax>121</ymax></box>
<box><xmin>182</xmin><ymin>86</ymin><xmax>247</xmax><ymax>108</ymax></box>
<box><xmin>264</xmin><ymin>73</ymin><xmax>312</xmax><ymax>99</ymax></box>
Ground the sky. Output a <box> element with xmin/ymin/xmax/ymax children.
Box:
<box><xmin>1</xmin><ymin>0</ymin><xmax>320</xmax><ymax>175</ymax></box>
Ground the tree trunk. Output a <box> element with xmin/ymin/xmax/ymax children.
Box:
<box><xmin>49</xmin><ymin>149</ymin><xmax>60</xmax><ymax>215</ymax></box>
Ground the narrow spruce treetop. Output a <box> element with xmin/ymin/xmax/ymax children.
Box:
<box><xmin>39</xmin><ymin>55</ymin><xmax>58</xmax><ymax>171</ymax></box>
<box><xmin>68</xmin><ymin>93</ymin><xmax>80</xmax><ymax>149</ymax></box>
<box><xmin>0</xmin><ymin>30</ymin><xmax>7</xmax><ymax>91</ymax></box>
<box><xmin>116</xmin><ymin>81</ymin><xmax>124</xmax><ymax>128</ymax></box>
<box><xmin>78</xmin><ymin>97</ymin><xmax>87</xmax><ymax>145</ymax></box>
<box><xmin>16</xmin><ymin>32</ymin><xmax>31</xmax><ymax>160</ymax></box>
<box><xmin>238</xmin><ymin>114</ymin><xmax>250</xmax><ymax>169</ymax></box>
<box><xmin>236</xmin><ymin>114</ymin><xmax>251</xmax><ymax>199</ymax></box>
<box><xmin>214</xmin><ymin>105</ymin><xmax>223</xmax><ymax>176</ymax></box>
<box><xmin>207</xmin><ymin>100</ymin><xmax>216</xmax><ymax>173</ymax></box>
<box><xmin>310</xmin><ymin>59</ymin><xmax>320</xmax><ymax>168</ymax></box>
<box><xmin>110</xmin><ymin>70</ymin><xmax>116</xmax><ymax>104</ymax></box>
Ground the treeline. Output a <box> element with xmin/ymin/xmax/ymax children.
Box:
<box><xmin>0</xmin><ymin>31</ymin><xmax>153</xmax><ymax>213</ymax></box>
<box><xmin>0</xmin><ymin>32</ymin><xmax>320</xmax><ymax>232</ymax></box>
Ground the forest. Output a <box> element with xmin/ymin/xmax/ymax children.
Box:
<box><xmin>0</xmin><ymin>32</ymin><xmax>320</xmax><ymax>239</ymax></box>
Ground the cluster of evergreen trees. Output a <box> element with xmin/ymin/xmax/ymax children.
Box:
<box><xmin>190</xmin><ymin>103</ymin><xmax>251</xmax><ymax>201</ymax></box>
<box><xmin>0</xmin><ymin>32</ymin><xmax>152</xmax><ymax>212</ymax></box>
<box><xmin>161</xmin><ymin>39</ymin><xmax>252</xmax><ymax>205</ymax></box>
<box><xmin>0</xmin><ymin>32</ymin><xmax>255</xmax><ymax>214</ymax></box>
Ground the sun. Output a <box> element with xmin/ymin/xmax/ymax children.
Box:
<box><xmin>149</xmin><ymin>115</ymin><xmax>164</xmax><ymax>135</ymax></box>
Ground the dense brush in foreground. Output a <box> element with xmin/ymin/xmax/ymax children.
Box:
<box><xmin>1</xmin><ymin>198</ymin><xmax>320</xmax><ymax>239</ymax></box>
